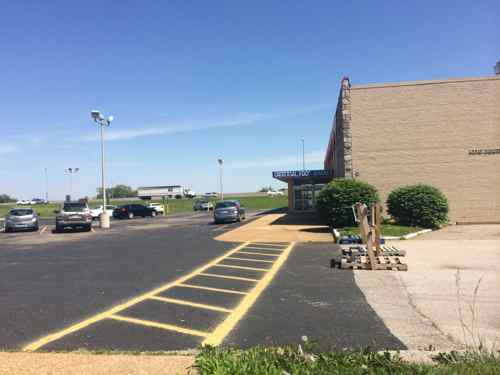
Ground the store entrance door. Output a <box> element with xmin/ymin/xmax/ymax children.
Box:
<box><xmin>293</xmin><ymin>183</ymin><xmax>325</xmax><ymax>211</ymax></box>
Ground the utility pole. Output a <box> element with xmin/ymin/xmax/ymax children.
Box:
<box><xmin>91</xmin><ymin>110</ymin><xmax>114</xmax><ymax>229</ymax></box>
<box><xmin>218</xmin><ymin>158</ymin><xmax>224</xmax><ymax>200</ymax></box>
<box><xmin>65</xmin><ymin>168</ymin><xmax>79</xmax><ymax>200</ymax></box>
<box><xmin>44</xmin><ymin>168</ymin><xmax>48</xmax><ymax>202</ymax></box>
<box><xmin>301</xmin><ymin>138</ymin><xmax>305</xmax><ymax>170</ymax></box>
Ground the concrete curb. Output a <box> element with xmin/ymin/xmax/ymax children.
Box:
<box><xmin>384</xmin><ymin>229</ymin><xmax>432</xmax><ymax>240</ymax></box>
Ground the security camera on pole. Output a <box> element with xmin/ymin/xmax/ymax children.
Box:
<box><xmin>91</xmin><ymin>110</ymin><xmax>114</xmax><ymax>229</ymax></box>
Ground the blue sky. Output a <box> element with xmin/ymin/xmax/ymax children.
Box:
<box><xmin>1</xmin><ymin>1</ymin><xmax>498</xmax><ymax>200</ymax></box>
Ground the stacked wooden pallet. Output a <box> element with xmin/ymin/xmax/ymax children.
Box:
<box><xmin>335</xmin><ymin>203</ymin><xmax>408</xmax><ymax>272</ymax></box>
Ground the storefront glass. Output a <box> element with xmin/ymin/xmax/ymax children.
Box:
<box><xmin>293</xmin><ymin>183</ymin><xmax>325</xmax><ymax>211</ymax></box>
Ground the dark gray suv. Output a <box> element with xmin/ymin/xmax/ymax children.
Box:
<box><xmin>55</xmin><ymin>202</ymin><xmax>92</xmax><ymax>232</ymax></box>
<box><xmin>213</xmin><ymin>200</ymin><xmax>246</xmax><ymax>224</ymax></box>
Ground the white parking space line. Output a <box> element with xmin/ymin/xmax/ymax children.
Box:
<box><xmin>40</xmin><ymin>226</ymin><xmax>48</xmax><ymax>234</ymax></box>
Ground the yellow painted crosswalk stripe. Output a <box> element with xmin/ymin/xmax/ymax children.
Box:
<box><xmin>213</xmin><ymin>264</ymin><xmax>268</xmax><ymax>272</ymax></box>
<box><xmin>203</xmin><ymin>242</ymin><xmax>295</xmax><ymax>346</ymax></box>
<box><xmin>109</xmin><ymin>315</ymin><xmax>209</xmax><ymax>337</ymax></box>
<box><xmin>226</xmin><ymin>256</ymin><xmax>275</xmax><ymax>264</ymax></box>
<box><xmin>22</xmin><ymin>241</ymin><xmax>251</xmax><ymax>351</ymax></box>
<box><xmin>244</xmin><ymin>246</ymin><xmax>283</xmax><ymax>252</ymax></box>
<box><xmin>251</xmin><ymin>243</ymin><xmax>288</xmax><ymax>248</ymax></box>
<box><xmin>199</xmin><ymin>273</ymin><xmax>260</xmax><ymax>282</ymax></box>
<box><xmin>237</xmin><ymin>251</ymin><xmax>280</xmax><ymax>257</ymax></box>
<box><xmin>149</xmin><ymin>295</ymin><xmax>232</xmax><ymax>313</ymax></box>
<box><xmin>178</xmin><ymin>283</ymin><xmax>248</xmax><ymax>295</ymax></box>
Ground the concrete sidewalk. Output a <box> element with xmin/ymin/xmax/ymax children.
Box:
<box><xmin>216</xmin><ymin>213</ymin><xmax>332</xmax><ymax>243</ymax></box>
<box><xmin>0</xmin><ymin>352</ymin><xmax>195</xmax><ymax>375</ymax></box>
<box><xmin>355</xmin><ymin>225</ymin><xmax>500</xmax><ymax>350</ymax></box>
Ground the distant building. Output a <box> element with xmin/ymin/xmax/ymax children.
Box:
<box><xmin>274</xmin><ymin>73</ymin><xmax>500</xmax><ymax>223</ymax></box>
<box><xmin>137</xmin><ymin>185</ymin><xmax>185</xmax><ymax>200</ymax></box>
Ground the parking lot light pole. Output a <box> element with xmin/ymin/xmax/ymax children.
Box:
<box><xmin>91</xmin><ymin>110</ymin><xmax>113</xmax><ymax>229</ymax></box>
<box><xmin>44</xmin><ymin>167</ymin><xmax>48</xmax><ymax>203</ymax></box>
<box><xmin>65</xmin><ymin>167</ymin><xmax>79</xmax><ymax>200</ymax></box>
<box><xmin>218</xmin><ymin>158</ymin><xmax>223</xmax><ymax>200</ymax></box>
<box><xmin>301</xmin><ymin>138</ymin><xmax>305</xmax><ymax>171</ymax></box>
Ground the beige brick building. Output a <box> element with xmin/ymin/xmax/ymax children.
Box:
<box><xmin>324</xmin><ymin>75</ymin><xmax>500</xmax><ymax>223</ymax></box>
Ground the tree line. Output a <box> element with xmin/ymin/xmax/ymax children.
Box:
<box><xmin>96</xmin><ymin>184</ymin><xmax>137</xmax><ymax>199</ymax></box>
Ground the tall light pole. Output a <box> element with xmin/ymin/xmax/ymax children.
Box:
<box><xmin>301</xmin><ymin>138</ymin><xmax>305</xmax><ymax>170</ymax></box>
<box><xmin>65</xmin><ymin>167</ymin><xmax>79</xmax><ymax>200</ymax></box>
<box><xmin>218</xmin><ymin>158</ymin><xmax>224</xmax><ymax>200</ymax></box>
<box><xmin>44</xmin><ymin>168</ymin><xmax>48</xmax><ymax>203</ymax></box>
<box><xmin>91</xmin><ymin>110</ymin><xmax>114</xmax><ymax>229</ymax></box>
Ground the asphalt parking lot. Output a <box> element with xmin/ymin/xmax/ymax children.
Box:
<box><xmin>0</xmin><ymin>211</ymin><xmax>403</xmax><ymax>352</ymax></box>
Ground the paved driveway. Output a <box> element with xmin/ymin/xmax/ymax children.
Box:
<box><xmin>0</xmin><ymin>211</ymin><xmax>402</xmax><ymax>352</ymax></box>
<box><xmin>355</xmin><ymin>225</ymin><xmax>500</xmax><ymax>350</ymax></box>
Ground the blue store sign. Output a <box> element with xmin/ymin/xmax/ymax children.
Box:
<box><xmin>272</xmin><ymin>170</ymin><xmax>332</xmax><ymax>178</ymax></box>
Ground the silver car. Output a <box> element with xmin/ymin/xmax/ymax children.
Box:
<box><xmin>193</xmin><ymin>199</ymin><xmax>214</xmax><ymax>211</ymax></box>
<box><xmin>4</xmin><ymin>208</ymin><xmax>39</xmax><ymax>232</ymax></box>
<box><xmin>213</xmin><ymin>200</ymin><xmax>246</xmax><ymax>224</ymax></box>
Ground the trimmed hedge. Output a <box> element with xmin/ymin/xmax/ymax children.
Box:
<box><xmin>316</xmin><ymin>179</ymin><xmax>379</xmax><ymax>227</ymax></box>
<box><xmin>387</xmin><ymin>184</ymin><xmax>448</xmax><ymax>228</ymax></box>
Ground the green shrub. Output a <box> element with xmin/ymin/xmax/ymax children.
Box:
<box><xmin>387</xmin><ymin>184</ymin><xmax>448</xmax><ymax>228</ymax></box>
<box><xmin>316</xmin><ymin>179</ymin><xmax>379</xmax><ymax>227</ymax></box>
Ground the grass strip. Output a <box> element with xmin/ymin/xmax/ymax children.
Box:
<box><xmin>195</xmin><ymin>346</ymin><xmax>500</xmax><ymax>375</ymax></box>
<box><xmin>339</xmin><ymin>224</ymin><xmax>423</xmax><ymax>237</ymax></box>
<box><xmin>0</xmin><ymin>196</ymin><xmax>287</xmax><ymax>219</ymax></box>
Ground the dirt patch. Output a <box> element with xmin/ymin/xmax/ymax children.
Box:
<box><xmin>0</xmin><ymin>352</ymin><xmax>195</xmax><ymax>375</ymax></box>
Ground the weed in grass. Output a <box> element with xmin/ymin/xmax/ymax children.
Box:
<box><xmin>454</xmin><ymin>268</ymin><xmax>498</xmax><ymax>355</ymax></box>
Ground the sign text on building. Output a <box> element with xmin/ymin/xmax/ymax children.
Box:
<box><xmin>468</xmin><ymin>148</ymin><xmax>500</xmax><ymax>156</ymax></box>
<box><xmin>272</xmin><ymin>170</ymin><xmax>332</xmax><ymax>178</ymax></box>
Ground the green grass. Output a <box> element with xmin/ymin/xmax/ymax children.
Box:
<box><xmin>195</xmin><ymin>346</ymin><xmax>500</xmax><ymax>375</ymax></box>
<box><xmin>0</xmin><ymin>195</ymin><xmax>287</xmax><ymax>218</ymax></box>
<box><xmin>339</xmin><ymin>224</ymin><xmax>423</xmax><ymax>237</ymax></box>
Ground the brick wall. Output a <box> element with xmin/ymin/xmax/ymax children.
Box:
<box><xmin>324</xmin><ymin>78</ymin><xmax>352</xmax><ymax>178</ymax></box>
<box><xmin>349</xmin><ymin>76</ymin><xmax>500</xmax><ymax>223</ymax></box>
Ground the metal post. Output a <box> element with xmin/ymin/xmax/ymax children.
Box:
<box><xmin>99</xmin><ymin>124</ymin><xmax>110</xmax><ymax>228</ymax></box>
<box><xmin>219</xmin><ymin>163</ymin><xmax>223</xmax><ymax>200</ymax></box>
<box><xmin>101</xmin><ymin>124</ymin><xmax>106</xmax><ymax>209</ymax></box>
<box><xmin>69</xmin><ymin>172</ymin><xmax>73</xmax><ymax>199</ymax></box>
<box><xmin>301</xmin><ymin>138</ymin><xmax>305</xmax><ymax>170</ymax></box>
<box><xmin>91</xmin><ymin>110</ymin><xmax>112</xmax><ymax>229</ymax></box>
<box><xmin>44</xmin><ymin>168</ymin><xmax>48</xmax><ymax>203</ymax></box>
<box><xmin>218</xmin><ymin>159</ymin><xmax>224</xmax><ymax>200</ymax></box>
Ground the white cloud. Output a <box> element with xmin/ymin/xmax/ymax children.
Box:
<box><xmin>225</xmin><ymin>150</ymin><xmax>325</xmax><ymax>169</ymax></box>
<box><xmin>80</xmin><ymin>105</ymin><xmax>328</xmax><ymax>142</ymax></box>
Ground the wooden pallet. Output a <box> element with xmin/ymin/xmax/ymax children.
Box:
<box><xmin>341</xmin><ymin>245</ymin><xmax>406</xmax><ymax>257</ymax></box>
<box><xmin>335</xmin><ymin>203</ymin><xmax>408</xmax><ymax>271</ymax></box>
<box><xmin>340</xmin><ymin>255</ymin><xmax>408</xmax><ymax>271</ymax></box>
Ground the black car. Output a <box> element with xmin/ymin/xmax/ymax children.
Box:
<box><xmin>113</xmin><ymin>204</ymin><xmax>157</xmax><ymax>219</ymax></box>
